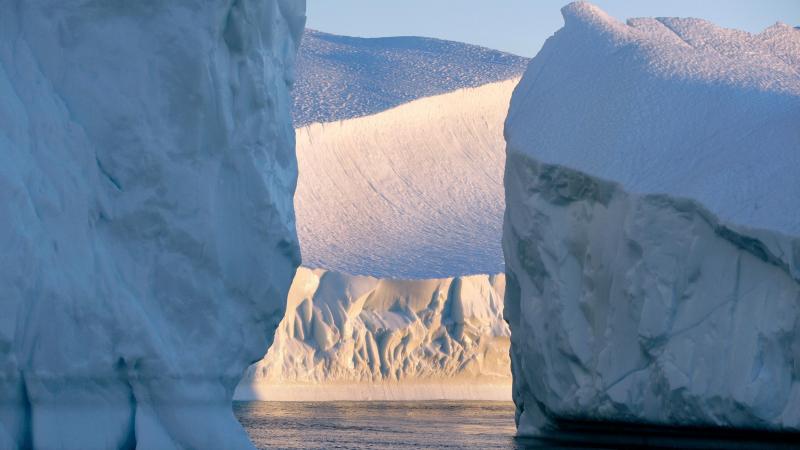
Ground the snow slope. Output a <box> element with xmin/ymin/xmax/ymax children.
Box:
<box><xmin>504</xmin><ymin>2</ymin><xmax>800</xmax><ymax>435</ymax></box>
<box><xmin>236</xmin><ymin>268</ymin><xmax>510</xmax><ymax>401</ymax></box>
<box><xmin>0</xmin><ymin>1</ymin><xmax>303</xmax><ymax>448</ymax></box>
<box><xmin>293</xmin><ymin>29</ymin><xmax>528</xmax><ymax>126</ymax></box>
<box><xmin>295</xmin><ymin>79</ymin><xmax>517</xmax><ymax>279</ymax></box>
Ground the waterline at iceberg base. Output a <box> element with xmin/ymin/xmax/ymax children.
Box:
<box><xmin>503</xmin><ymin>1</ymin><xmax>800</xmax><ymax>437</ymax></box>
<box><xmin>0</xmin><ymin>1</ymin><xmax>304</xmax><ymax>448</ymax></box>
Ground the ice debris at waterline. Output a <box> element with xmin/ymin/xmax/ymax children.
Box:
<box><xmin>0</xmin><ymin>1</ymin><xmax>304</xmax><ymax>448</ymax></box>
<box><xmin>503</xmin><ymin>1</ymin><xmax>800</xmax><ymax>436</ymax></box>
<box><xmin>236</xmin><ymin>268</ymin><xmax>511</xmax><ymax>401</ymax></box>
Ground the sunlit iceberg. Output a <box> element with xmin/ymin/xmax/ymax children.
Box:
<box><xmin>238</xmin><ymin>268</ymin><xmax>511</xmax><ymax>401</ymax></box>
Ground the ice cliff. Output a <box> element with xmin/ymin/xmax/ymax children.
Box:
<box><xmin>237</xmin><ymin>268</ymin><xmax>510</xmax><ymax>401</ymax></box>
<box><xmin>0</xmin><ymin>1</ymin><xmax>304</xmax><ymax>448</ymax></box>
<box><xmin>504</xmin><ymin>2</ymin><xmax>800</xmax><ymax>436</ymax></box>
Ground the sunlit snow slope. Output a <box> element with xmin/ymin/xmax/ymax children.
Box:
<box><xmin>292</xmin><ymin>30</ymin><xmax>528</xmax><ymax>126</ymax></box>
<box><xmin>294</xmin><ymin>79</ymin><xmax>517</xmax><ymax>279</ymax></box>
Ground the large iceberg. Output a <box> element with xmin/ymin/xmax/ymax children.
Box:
<box><xmin>239</xmin><ymin>79</ymin><xmax>518</xmax><ymax>399</ymax></box>
<box><xmin>237</xmin><ymin>268</ymin><xmax>510</xmax><ymax>401</ymax></box>
<box><xmin>0</xmin><ymin>1</ymin><xmax>304</xmax><ymax>448</ymax></box>
<box><xmin>504</xmin><ymin>1</ymin><xmax>800</xmax><ymax>435</ymax></box>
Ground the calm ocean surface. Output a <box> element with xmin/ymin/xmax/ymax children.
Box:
<box><xmin>235</xmin><ymin>401</ymin><xmax>527</xmax><ymax>449</ymax></box>
<box><xmin>236</xmin><ymin>401</ymin><xmax>800</xmax><ymax>449</ymax></box>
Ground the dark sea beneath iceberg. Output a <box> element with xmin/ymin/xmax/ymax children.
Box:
<box><xmin>236</xmin><ymin>401</ymin><xmax>800</xmax><ymax>449</ymax></box>
<box><xmin>236</xmin><ymin>401</ymin><xmax>520</xmax><ymax>449</ymax></box>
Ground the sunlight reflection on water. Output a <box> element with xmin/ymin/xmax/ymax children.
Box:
<box><xmin>235</xmin><ymin>401</ymin><xmax>525</xmax><ymax>450</ymax></box>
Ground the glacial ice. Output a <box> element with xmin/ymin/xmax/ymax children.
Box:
<box><xmin>236</xmin><ymin>268</ymin><xmax>511</xmax><ymax>401</ymax></box>
<box><xmin>0</xmin><ymin>1</ymin><xmax>304</xmax><ymax>448</ymax></box>
<box><xmin>237</xmin><ymin>79</ymin><xmax>517</xmax><ymax>400</ymax></box>
<box><xmin>504</xmin><ymin>2</ymin><xmax>800</xmax><ymax>435</ymax></box>
<box><xmin>292</xmin><ymin>30</ymin><xmax>528</xmax><ymax>126</ymax></box>
<box><xmin>295</xmin><ymin>79</ymin><xmax>517</xmax><ymax>278</ymax></box>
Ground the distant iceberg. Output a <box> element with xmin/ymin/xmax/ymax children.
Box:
<box><xmin>504</xmin><ymin>1</ymin><xmax>800</xmax><ymax>435</ymax></box>
<box><xmin>293</xmin><ymin>30</ymin><xmax>528</xmax><ymax>126</ymax></box>
<box><xmin>237</xmin><ymin>268</ymin><xmax>511</xmax><ymax>401</ymax></box>
<box><xmin>241</xmin><ymin>80</ymin><xmax>519</xmax><ymax>399</ymax></box>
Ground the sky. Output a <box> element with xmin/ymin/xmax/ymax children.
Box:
<box><xmin>306</xmin><ymin>0</ymin><xmax>800</xmax><ymax>57</ymax></box>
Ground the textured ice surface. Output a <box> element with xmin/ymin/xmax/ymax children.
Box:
<box><xmin>0</xmin><ymin>1</ymin><xmax>303</xmax><ymax>448</ymax></box>
<box><xmin>506</xmin><ymin>1</ymin><xmax>800</xmax><ymax>236</ymax></box>
<box><xmin>236</xmin><ymin>268</ymin><xmax>510</xmax><ymax>401</ymax></box>
<box><xmin>292</xmin><ymin>30</ymin><xmax>528</xmax><ymax>126</ymax></box>
<box><xmin>504</xmin><ymin>2</ymin><xmax>800</xmax><ymax>436</ymax></box>
<box><xmin>296</xmin><ymin>79</ymin><xmax>516</xmax><ymax>278</ymax></box>
<box><xmin>241</xmin><ymin>78</ymin><xmax>518</xmax><ymax>399</ymax></box>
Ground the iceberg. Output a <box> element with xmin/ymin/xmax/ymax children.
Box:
<box><xmin>0</xmin><ymin>1</ymin><xmax>304</xmax><ymax>448</ymax></box>
<box><xmin>503</xmin><ymin>1</ymin><xmax>800</xmax><ymax>435</ymax></box>
<box><xmin>237</xmin><ymin>268</ymin><xmax>511</xmax><ymax>401</ymax></box>
<box><xmin>239</xmin><ymin>80</ymin><xmax>518</xmax><ymax>400</ymax></box>
<box><xmin>292</xmin><ymin>30</ymin><xmax>528</xmax><ymax>126</ymax></box>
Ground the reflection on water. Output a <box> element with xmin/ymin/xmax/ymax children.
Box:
<box><xmin>235</xmin><ymin>401</ymin><xmax>524</xmax><ymax>449</ymax></box>
<box><xmin>236</xmin><ymin>401</ymin><xmax>800</xmax><ymax>449</ymax></box>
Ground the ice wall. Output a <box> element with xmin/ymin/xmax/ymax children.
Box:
<box><xmin>236</xmin><ymin>268</ymin><xmax>510</xmax><ymax>401</ymax></box>
<box><xmin>0</xmin><ymin>1</ymin><xmax>304</xmax><ymax>448</ymax></box>
<box><xmin>504</xmin><ymin>2</ymin><xmax>800</xmax><ymax>435</ymax></box>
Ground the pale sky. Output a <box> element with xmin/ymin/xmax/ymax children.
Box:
<box><xmin>306</xmin><ymin>0</ymin><xmax>800</xmax><ymax>57</ymax></box>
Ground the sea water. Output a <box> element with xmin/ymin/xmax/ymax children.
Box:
<box><xmin>235</xmin><ymin>401</ymin><xmax>522</xmax><ymax>449</ymax></box>
<box><xmin>236</xmin><ymin>401</ymin><xmax>800</xmax><ymax>449</ymax></box>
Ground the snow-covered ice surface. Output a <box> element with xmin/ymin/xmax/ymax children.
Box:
<box><xmin>0</xmin><ymin>1</ymin><xmax>303</xmax><ymax>448</ymax></box>
<box><xmin>236</xmin><ymin>268</ymin><xmax>511</xmax><ymax>401</ymax></box>
<box><xmin>295</xmin><ymin>79</ymin><xmax>517</xmax><ymax>279</ymax></box>
<box><xmin>504</xmin><ymin>1</ymin><xmax>800</xmax><ymax>436</ymax></box>
<box><xmin>506</xmin><ymin>2</ymin><xmax>800</xmax><ymax>236</ymax></box>
<box><xmin>292</xmin><ymin>30</ymin><xmax>528</xmax><ymax>126</ymax></box>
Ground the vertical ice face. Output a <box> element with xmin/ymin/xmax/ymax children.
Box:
<box><xmin>236</xmin><ymin>268</ymin><xmax>511</xmax><ymax>401</ymax></box>
<box><xmin>0</xmin><ymin>1</ymin><xmax>304</xmax><ymax>448</ymax></box>
<box><xmin>504</xmin><ymin>2</ymin><xmax>800</xmax><ymax>435</ymax></box>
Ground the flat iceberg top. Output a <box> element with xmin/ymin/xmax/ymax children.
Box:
<box><xmin>295</xmin><ymin>80</ymin><xmax>515</xmax><ymax>278</ymax></box>
<box><xmin>506</xmin><ymin>1</ymin><xmax>800</xmax><ymax>236</ymax></box>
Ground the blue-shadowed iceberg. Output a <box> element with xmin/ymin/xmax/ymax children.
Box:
<box><xmin>503</xmin><ymin>1</ymin><xmax>800</xmax><ymax>435</ymax></box>
<box><xmin>0</xmin><ymin>1</ymin><xmax>304</xmax><ymax>448</ymax></box>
